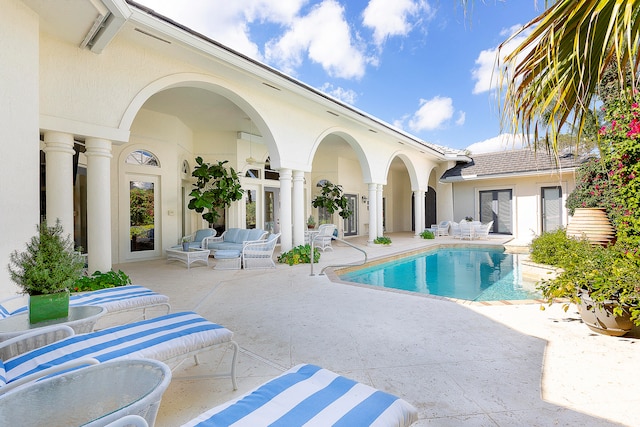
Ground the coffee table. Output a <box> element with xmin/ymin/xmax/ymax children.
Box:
<box><xmin>166</xmin><ymin>246</ymin><xmax>211</xmax><ymax>269</ymax></box>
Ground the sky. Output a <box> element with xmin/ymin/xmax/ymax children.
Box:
<box><xmin>136</xmin><ymin>0</ymin><xmax>544</xmax><ymax>154</ymax></box>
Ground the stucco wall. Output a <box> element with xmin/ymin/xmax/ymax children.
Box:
<box><xmin>451</xmin><ymin>172</ymin><xmax>575</xmax><ymax>242</ymax></box>
<box><xmin>0</xmin><ymin>1</ymin><xmax>40</xmax><ymax>297</ymax></box>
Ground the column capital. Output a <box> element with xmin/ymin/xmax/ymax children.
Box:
<box><xmin>43</xmin><ymin>131</ymin><xmax>75</xmax><ymax>156</ymax></box>
<box><xmin>279</xmin><ymin>168</ymin><xmax>292</xmax><ymax>180</ymax></box>
<box><xmin>85</xmin><ymin>138</ymin><xmax>113</xmax><ymax>159</ymax></box>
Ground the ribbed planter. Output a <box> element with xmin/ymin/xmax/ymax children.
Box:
<box><xmin>566</xmin><ymin>208</ymin><xmax>615</xmax><ymax>246</ymax></box>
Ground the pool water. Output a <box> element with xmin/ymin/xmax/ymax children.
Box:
<box><xmin>339</xmin><ymin>247</ymin><xmax>540</xmax><ymax>301</ymax></box>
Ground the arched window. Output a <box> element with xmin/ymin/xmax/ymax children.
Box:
<box><xmin>125</xmin><ymin>150</ymin><xmax>159</xmax><ymax>167</ymax></box>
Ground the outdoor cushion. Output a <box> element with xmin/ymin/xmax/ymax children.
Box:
<box><xmin>224</xmin><ymin>228</ymin><xmax>241</xmax><ymax>243</ymax></box>
<box><xmin>193</xmin><ymin>229</ymin><xmax>214</xmax><ymax>243</ymax></box>
<box><xmin>3</xmin><ymin>312</ymin><xmax>236</xmax><ymax>390</ymax></box>
<box><xmin>214</xmin><ymin>250</ymin><xmax>241</xmax><ymax>259</ymax></box>
<box><xmin>182</xmin><ymin>364</ymin><xmax>418</xmax><ymax>427</ymax></box>
<box><xmin>0</xmin><ymin>285</ymin><xmax>170</xmax><ymax>319</ymax></box>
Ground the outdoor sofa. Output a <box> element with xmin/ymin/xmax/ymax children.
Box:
<box><xmin>204</xmin><ymin>228</ymin><xmax>268</xmax><ymax>251</ymax></box>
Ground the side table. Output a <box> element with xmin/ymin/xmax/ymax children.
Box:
<box><xmin>0</xmin><ymin>305</ymin><xmax>106</xmax><ymax>359</ymax></box>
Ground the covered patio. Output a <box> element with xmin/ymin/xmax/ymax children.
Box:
<box><xmin>111</xmin><ymin>233</ymin><xmax>640</xmax><ymax>426</ymax></box>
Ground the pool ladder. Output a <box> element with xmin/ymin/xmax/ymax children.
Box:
<box><xmin>310</xmin><ymin>236</ymin><xmax>367</xmax><ymax>276</ymax></box>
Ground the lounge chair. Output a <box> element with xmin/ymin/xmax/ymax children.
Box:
<box><xmin>0</xmin><ymin>285</ymin><xmax>170</xmax><ymax>322</ymax></box>
<box><xmin>181</xmin><ymin>364</ymin><xmax>418</xmax><ymax>427</ymax></box>
<box><xmin>0</xmin><ymin>359</ymin><xmax>171</xmax><ymax>427</ymax></box>
<box><xmin>242</xmin><ymin>233</ymin><xmax>281</xmax><ymax>269</ymax></box>
<box><xmin>0</xmin><ymin>311</ymin><xmax>238</xmax><ymax>395</ymax></box>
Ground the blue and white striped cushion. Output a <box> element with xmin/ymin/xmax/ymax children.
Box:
<box><xmin>182</xmin><ymin>364</ymin><xmax>418</xmax><ymax>427</ymax></box>
<box><xmin>0</xmin><ymin>285</ymin><xmax>168</xmax><ymax>318</ymax></box>
<box><xmin>4</xmin><ymin>312</ymin><xmax>232</xmax><ymax>385</ymax></box>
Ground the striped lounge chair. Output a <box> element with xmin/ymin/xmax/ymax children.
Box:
<box><xmin>0</xmin><ymin>285</ymin><xmax>171</xmax><ymax>321</ymax></box>
<box><xmin>0</xmin><ymin>311</ymin><xmax>238</xmax><ymax>395</ymax></box>
<box><xmin>182</xmin><ymin>364</ymin><xmax>418</xmax><ymax>427</ymax></box>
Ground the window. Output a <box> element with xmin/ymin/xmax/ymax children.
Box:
<box><xmin>125</xmin><ymin>150</ymin><xmax>159</xmax><ymax>167</ymax></box>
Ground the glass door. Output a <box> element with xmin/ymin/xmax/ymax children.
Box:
<box><xmin>479</xmin><ymin>189</ymin><xmax>512</xmax><ymax>234</ymax></box>
<box><xmin>264</xmin><ymin>187</ymin><xmax>280</xmax><ymax>234</ymax></box>
<box><xmin>343</xmin><ymin>194</ymin><xmax>358</xmax><ymax>236</ymax></box>
<box><xmin>123</xmin><ymin>174</ymin><xmax>160</xmax><ymax>260</ymax></box>
<box><xmin>542</xmin><ymin>186</ymin><xmax>562</xmax><ymax>232</ymax></box>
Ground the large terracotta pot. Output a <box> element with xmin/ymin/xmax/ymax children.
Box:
<box><xmin>566</xmin><ymin>208</ymin><xmax>615</xmax><ymax>245</ymax></box>
<box><xmin>578</xmin><ymin>290</ymin><xmax>632</xmax><ymax>336</ymax></box>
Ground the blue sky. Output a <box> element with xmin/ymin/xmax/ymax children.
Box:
<box><xmin>137</xmin><ymin>0</ymin><xmax>542</xmax><ymax>153</ymax></box>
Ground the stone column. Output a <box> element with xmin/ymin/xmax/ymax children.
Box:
<box><xmin>279</xmin><ymin>168</ymin><xmax>293</xmax><ymax>252</ymax></box>
<box><xmin>376</xmin><ymin>184</ymin><xmax>384</xmax><ymax>236</ymax></box>
<box><xmin>414</xmin><ymin>190</ymin><xmax>425</xmax><ymax>237</ymax></box>
<box><xmin>292</xmin><ymin>170</ymin><xmax>305</xmax><ymax>246</ymax></box>
<box><xmin>85</xmin><ymin>138</ymin><xmax>112</xmax><ymax>273</ymax></box>
<box><xmin>368</xmin><ymin>183</ymin><xmax>377</xmax><ymax>244</ymax></box>
<box><xmin>43</xmin><ymin>131</ymin><xmax>75</xmax><ymax>237</ymax></box>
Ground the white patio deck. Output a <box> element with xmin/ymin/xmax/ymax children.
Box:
<box><xmin>113</xmin><ymin>232</ymin><xmax>640</xmax><ymax>426</ymax></box>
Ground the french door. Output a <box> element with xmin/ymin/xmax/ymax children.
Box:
<box><xmin>343</xmin><ymin>194</ymin><xmax>358</xmax><ymax>236</ymax></box>
<box><xmin>479</xmin><ymin>189</ymin><xmax>512</xmax><ymax>234</ymax></box>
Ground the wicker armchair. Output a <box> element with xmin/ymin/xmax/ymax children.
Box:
<box><xmin>242</xmin><ymin>233</ymin><xmax>280</xmax><ymax>269</ymax></box>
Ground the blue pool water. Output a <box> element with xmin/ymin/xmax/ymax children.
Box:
<box><xmin>339</xmin><ymin>247</ymin><xmax>540</xmax><ymax>301</ymax></box>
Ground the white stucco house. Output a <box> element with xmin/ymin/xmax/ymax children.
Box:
<box><xmin>1</xmin><ymin>0</ymin><xmax>581</xmax><ymax>297</ymax></box>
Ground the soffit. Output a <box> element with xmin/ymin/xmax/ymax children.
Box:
<box><xmin>23</xmin><ymin>0</ymin><xmax>107</xmax><ymax>46</ymax></box>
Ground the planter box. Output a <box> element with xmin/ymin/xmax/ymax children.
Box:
<box><xmin>29</xmin><ymin>291</ymin><xmax>70</xmax><ymax>324</ymax></box>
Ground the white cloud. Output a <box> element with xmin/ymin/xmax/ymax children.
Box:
<box><xmin>455</xmin><ymin>111</ymin><xmax>466</xmax><ymax>126</ymax></box>
<box><xmin>362</xmin><ymin>0</ymin><xmax>433</xmax><ymax>46</ymax></box>
<box><xmin>265</xmin><ymin>0</ymin><xmax>371</xmax><ymax>79</ymax></box>
<box><xmin>408</xmin><ymin>96</ymin><xmax>457</xmax><ymax>131</ymax></box>
<box><xmin>471</xmin><ymin>24</ymin><xmax>533</xmax><ymax>94</ymax></box>
<box><xmin>465</xmin><ymin>133</ymin><xmax>529</xmax><ymax>154</ymax></box>
<box><xmin>319</xmin><ymin>83</ymin><xmax>358</xmax><ymax>105</ymax></box>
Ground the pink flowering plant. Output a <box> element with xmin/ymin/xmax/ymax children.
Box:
<box><xmin>599</xmin><ymin>91</ymin><xmax>640</xmax><ymax>251</ymax></box>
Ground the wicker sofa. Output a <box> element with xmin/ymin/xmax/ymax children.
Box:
<box><xmin>204</xmin><ymin>228</ymin><xmax>268</xmax><ymax>252</ymax></box>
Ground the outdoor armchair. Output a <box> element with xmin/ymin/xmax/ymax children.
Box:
<box><xmin>182</xmin><ymin>228</ymin><xmax>216</xmax><ymax>249</ymax></box>
<box><xmin>242</xmin><ymin>233</ymin><xmax>281</xmax><ymax>269</ymax></box>
<box><xmin>312</xmin><ymin>224</ymin><xmax>336</xmax><ymax>252</ymax></box>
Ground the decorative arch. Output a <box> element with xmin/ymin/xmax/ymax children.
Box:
<box><xmin>311</xmin><ymin>127</ymin><xmax>373</xmax><ymax>182</ymax></box>
<box><xmin>119</xmin><ymin>72</ymin><xmax>281</xmax><ymax>166</ymax></box>
<box><xmin>385</xmin><ymin>152</ymin><xmax>421</xmax><ymax>191</ymax></box>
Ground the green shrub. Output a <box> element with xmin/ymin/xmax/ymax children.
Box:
<box><xmin>534</xmin><ymin>233</ymin><xmax>640</xmax><ymax>326</ymax></box>
<box><xmin>420</xmin><ymin>230</ymin><xmax>435</xmax><ymax>239</ymax></box>
<box><xmin>277</xmin><ymin>244</ymin><xmax>321</xmax><ymax>266</ymax></box>
<box><xmin>373</xmin><ymin>236</ymin><xmax>392</xmax><ymax>245</ymax></box>
<box><xmin>72</xmin><ymin>270</ymin><xmax>132</xmax><ymax>292</ymax></box>
<box><xmin>529</xmin><ymin>228</ymin><xmax>589</xmax><ymax>267</ymax></box>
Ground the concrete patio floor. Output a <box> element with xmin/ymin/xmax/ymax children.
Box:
<box><xmin>112</xmin><ymin>233</ymin><xmax>640</xmax><ymax>426</ymax></box>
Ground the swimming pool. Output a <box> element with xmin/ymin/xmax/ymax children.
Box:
<box><xmin>338</xmin><ymin>247</ymin><xmax>540</xmax><ymax>301</ymax></box>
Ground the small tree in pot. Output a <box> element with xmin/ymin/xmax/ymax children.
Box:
<box><xmin>8</xmin><ymin>220</ymin><xmax>85</xmax><ymax>323</ymax></box>
<box><xmin>188</xmin><ymin>157</ymin><xmax>244</xmax><ymax>226</ymax></box>
<box><xmin>311</xmin><ymin>181</ymin><xmax>353</xmax><ymax>221</ymax></box>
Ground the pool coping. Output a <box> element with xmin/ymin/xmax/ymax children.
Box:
<box><xmin>325</xmin><ymin>243</ymin><xmax>549</xmax><ymax>307</ymax></box>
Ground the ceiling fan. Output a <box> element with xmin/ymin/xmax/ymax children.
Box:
<box><xmin>245</xmin><ymin>118</ymin><xmax>265</xmax><ymax>166</ymax></box>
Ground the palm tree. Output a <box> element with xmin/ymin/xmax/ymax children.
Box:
<box><xmin>497</xmin><ymin>0</ymin><xmax>640</xmax><ymax>154</ymax></box>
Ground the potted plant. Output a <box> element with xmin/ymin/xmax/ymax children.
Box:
<box><xmin>312</xmin><ymin>181</ymin><xmax>353</xmax><ymax>220</ymax></box>
<box><xmin>307</xmin><ymin>215</ymin><xmax>316</xmax><ymax>229</ymax></box>
<box><xmin>188</xmin><ymin>157</ymin><xmax>244</xmax><ymax>226</ymax></box>
<box><xmin>182</xmin><ymin>236</ymin><xmax>191</xmax><ymax>251</ymax></box>
<box><xmin>532</xmin><ymin>230</ymin><xmax>640</xmax><ymax>336</ymax></box>
<box><xmin>8</xmin><ymin>220</ymin><xmax>85</xmax><ymax>323</ymax></box>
